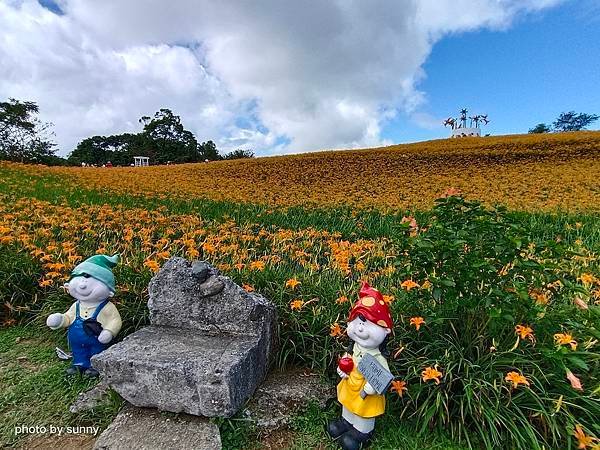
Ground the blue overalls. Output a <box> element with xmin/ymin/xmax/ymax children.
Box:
<box><xmin>67</xmin><ymin>300</ymin><xmax>108</xmax><ymax>369</ymax></box>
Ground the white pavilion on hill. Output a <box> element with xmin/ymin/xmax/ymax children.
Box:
<box><xmin>133</xmin><ymin>156</ymin><xmax>149</xmax><ymax>167</ymax></box>
<box><xmin>443</xmin><ymin>109</ymin><xmax>489</xmax><ymax>138</ymax></box>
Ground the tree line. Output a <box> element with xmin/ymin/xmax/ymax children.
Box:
<box><xmin>2</xmin><ymin>97</ymin><xmax>598</xmax><ymax>165</ymax></box>
<box><xmin>0</xmin><ymin>98</ymin><xmax>254</xmax><ymax>166</ymax></box>
<box><xmin>529</xmin><ymin>111</ymin><xmax>598</xmax><ymax>134</ymax></box>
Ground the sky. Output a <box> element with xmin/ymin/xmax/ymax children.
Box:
<box><xmin>0</xmin><ymin>0</ymin><xmax>598</xmax><ymax>157</ymax></box>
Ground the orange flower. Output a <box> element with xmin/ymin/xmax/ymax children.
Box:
<box><xmin>285</xmin><ymin>278</ymin><xmax>301</xmax><ymax>289</ymax></box>
<box><xmin>390</xmin><ymin>380</ymin><xmax>408</xmax><ymax>397</ymax></box>
<box><xmin>529</xmin><ymin>289</ymin><xmax>550</xmax><ymax>305</ymax></box>
<box><xmin>382</xmin><ymin>294</ymin><xmax>394</xmax><ymax>305</ymax></box>
<box><xmin>574</xmin><ymin>424</ymin><xmax>598</xmax><ymax>449</ymax></box>
<box><xmin>421</xmin><ymin>366</ymin><xmax>443</xmax><ymax>384</ymax></box>
<box><xmin>186</xmin><ymin>247</ymin><xmax>200</xmax><ymax>259</ymax></box>
<box><xmin>401</xmin><ymin>279</ymin><xmax>420</xmax><ymax>291</ymax></box>
<box><xmin>410</xmin><ymin>316</ymin><xmax>425</xmax><ymax>330</ymax></box>
<box><xmin>505</xmin><ymin>371</ymin><xmax>530</xmax><ymax>389</ymax></box>
<box><xmin>335</xmin><ymin>295</ymin><xmax>349</xmax><ymax>305</ymax></box>
<box><xmin>202</xmin><ymin>241</ymin><xmax>216</xmax><ymax>254</ymax></box>
<box><xmin>290</xmin><ymin>299</ymin><xmax>305</xmax><ymax>311</ymax></box>
<box><xmin>330</xmin><ymin>322</ymin><xmax>344</xmax><ymax>338</ymax></box>
<box><xmin>155</xmin><ymin>251</ymin><xmax>170</xmax><ymax>260</ymax></box>
<box><xmin>242</xmin><ymin>284</ymin><xmax>255</xmax><ymax>292</ymax></box>
<box><xmin>554</xmin><ymin>333</ymin><xmax>577</xmax><ymax>350</ymax></box>
<box><xmin>579</xmin><ymin>273</ymin><xmax>597</xmax><ymax>285</ymax></box>
<box><xmin>514</xmin><ymin>324</ymin><xmax>535</xmax><ymax>343</ymax></box>
<box><xmin>39</xmin><ymin>279</ymin><xmax>53</xmax><ymax>287</ymax></box>
<box><xmin>143</xmin><ymin>259</ymin><xmax>160</xmax><ymax>273</ymax></box>
<box><xmin>249</xmin><ymin>260</ymin><xmax>266</xmax><ymax>271</ymax></box>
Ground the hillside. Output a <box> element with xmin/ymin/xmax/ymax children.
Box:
<box><xmin>6</xmin><ymin>131</ymin><xmax>600</xmax><ymax>211</ymax></box>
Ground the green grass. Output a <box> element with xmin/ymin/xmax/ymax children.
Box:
<box><xmin>217</xmin><ymin>401</ymin><xmax>467</xmax><ymax>450</ymax></box>
<box><xmin>0</xmin><ymin>323</ymin><xmax>464</xmax><ymax>449</ymax></box>
<box><xmin>0</xmin><ymin>325</ymin><xmax>123</xmax><ymax>448</ymax></box>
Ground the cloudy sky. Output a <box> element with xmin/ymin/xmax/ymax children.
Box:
<box><xmin>1</xmin><ymin>0</ymin><xmax>598</xmax><ymax>156</ymax></box>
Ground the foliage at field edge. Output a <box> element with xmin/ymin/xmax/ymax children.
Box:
<box><xmin>4</xmin><ymin>130</ymin><xmax>600</xmax><ymax>212</ymax></box>
<box><xmin>1</xmin><ymin>176</ymin><xmax>599</xmax><ymax>449</ymax></box>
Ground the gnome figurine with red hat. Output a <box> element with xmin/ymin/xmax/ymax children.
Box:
<box><xmin>327</xmin><ymin>282</ymin><xmax>393</xmax><ymax>450</ymax></box>
<box><xmin>46</xmin><ymin>254</ymin><xmax>122</xmax><ymax>377</ymax></box>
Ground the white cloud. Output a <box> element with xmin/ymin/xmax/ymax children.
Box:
<box><xmin>0</xmin><ymin>0</ymin><xmax>562</xmax><ymax>156</ymax></box>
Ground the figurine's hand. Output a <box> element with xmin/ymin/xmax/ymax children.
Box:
<box><xmin>46</xmin><ymin>313</ymin><xmax>64</xmax><ymax>329</ymax></box>
<box><xmin>337</xmin><ymin>367</ymin><xmax>349</xmax><ymax>379</ymax></box>
<box><xmin>98</xmin><ymin>330</ymin><xmax>113</xmax><ymax>344</ymax></box>
<box><xmin>363</xmin><ymin>382</ymin><xmax>376</xmax><ymax>395</ymax></box>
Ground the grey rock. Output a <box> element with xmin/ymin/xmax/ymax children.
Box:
<box><xmin>69</xmin><ymin>380</ymin><xmax>111</xmax><ymax>413</ymax></box>
<box><xmin>244</xmin><ymin>370</ymin><xmax>334</xmax><ymax>430</ymax></box>
<box><xmin>93</xmin><ymin>404</ymin><xmax>221</xmax><ymax>450</ymax></box>
<box><xmin>191</xmin><ymin>260</ymin><xmax>210</xmax><ymax>283</ymax></box>
<box><xmin>147</xmin><ymin>257</ymin><xmax>273</xmax><ymax>338</ymax></box>
<box><xmin>93</xmin><ymin>258</ymin><xmax>277</xmax><ymax>418</ymax></box>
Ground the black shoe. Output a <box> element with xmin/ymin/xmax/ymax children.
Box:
<box><xmin>65</xmin><ymin>366</ymin><xmax>81</xmax><ymax>376</ymax></box>
<box><xmin>84</xmin><ymin>368</ymin><xmax>99</xmax><ymax>377</ymax></box>
<box><xmin>327</xmin><ymin>417</ymin><xmax>353</xmax><ymax>439</ymax></box>
<box><xmin>340</xmin><ymin>427</ymin><xmax>373</xmax><ymax>450</ymax></box>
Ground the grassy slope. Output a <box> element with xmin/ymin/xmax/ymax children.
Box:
<box><xmin>7</xmin><ymin>130</ymin><xmax>600</xmax><ymax>211</ymax></box>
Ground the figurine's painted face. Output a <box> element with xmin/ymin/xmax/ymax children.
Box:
<box><xmin>65</xmin><ymin>274</ymin><xmax>113</xmax><ymax>304</ymax></box>
<box><xmin>347</xmin><ymin>314</ymin><xmax>390</xmax><ymax>349</ymax></box>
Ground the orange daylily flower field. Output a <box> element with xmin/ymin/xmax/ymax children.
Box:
<box><xmin>1</xmin><ymin>131</ymin><xmax>599</xmax><ymax>449</ymax></box>
<box><xmin>4</xmin><ymin>131</ymin><xmax>600</xmax><ymax>211</ymax></box>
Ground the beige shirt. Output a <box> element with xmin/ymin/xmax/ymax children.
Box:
<box><xmin>57</xmin><ymin>301</ymin><xmax>122</xmax><ymax>336</ymax></box>
<box><xmin>352</xmin><ymin>343</ymin><xmax>390</xmax><ymax>371</ymax></box>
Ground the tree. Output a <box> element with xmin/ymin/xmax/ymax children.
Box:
<box><xmin>140</xmin><ymin>109</ymin><xmax>198</xmax><ymax>163</ymax></box>
<box><xmin>223</xmin><ymin>149</ymin><xmax>255</xmax><ymax>160</ymax></box>
<box><xmin>68</xmin><ymin>133</ymin><xmax>148</xmax><ymax>166</ymax></box>
<box><xmin>528</xmin><ymin>123</ymin><xmax>551</xmax><ymax>134</ymax></box>
<box><xmin>0</xmin><ymin>98</ymin><xmax>59</xmax><ymax>163</ymax></box>
<box><xmin>553</xmin><ymin>111</ymin><xmax>598</xmax><ymax>132</ymax></box>
<box><xmin>198</xmin><ymin>140</ymin><xmax>221</xmax><ymax>161</ymax></box>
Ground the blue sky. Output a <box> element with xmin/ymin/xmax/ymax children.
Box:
<box><xmin>384</xmin><ymin>0</ymin><xmax>600</xmax><ymax>143</ymax></box>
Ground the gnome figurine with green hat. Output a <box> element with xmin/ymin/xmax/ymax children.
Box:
<box><xmin>46</xmin><ymin>254</ymin><xmax>122</xmax><ymax>376</ymax></box>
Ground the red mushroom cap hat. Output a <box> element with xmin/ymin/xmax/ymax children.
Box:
<box><xmin>348</xmin><ymin>281</ymin><xmax>393</xmax><ymax>329</ymax></box>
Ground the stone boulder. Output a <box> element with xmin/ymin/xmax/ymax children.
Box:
<box><xmin>92</xmin><ymin>257</ymin><xmax>277</xmax><ymax>418</ymax></box>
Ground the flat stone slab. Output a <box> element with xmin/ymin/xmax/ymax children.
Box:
<box><xmin>93</xmin><ymin>405</ymin><xmax>221</xmax><ymax>450</ymax></box>
<box><xmin>92</xmin><ymin>326</ymin><xmax>269</xmax><ymax>417</ymax></box>
<box><xmin>244</xmin><ymin>369</ymin><xmax>335</xmax><ymax>429</ymax></box>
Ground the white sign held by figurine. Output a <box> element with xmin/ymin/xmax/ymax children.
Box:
<box><xmin>358</xmin><ymin>353</ymin><xmax>394</xmax><ymax>399</ymax></box>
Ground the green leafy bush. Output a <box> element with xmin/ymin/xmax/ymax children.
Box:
<box><xmin>388</xmin><ymin>196</ymin><xmax>600</xmax><ymax>449</ymax></box>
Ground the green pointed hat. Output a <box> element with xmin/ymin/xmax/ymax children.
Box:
<box><xmin>70</xmin><ymin>254</ymin><xmax>119</xmax><ymax>293</ymax></box>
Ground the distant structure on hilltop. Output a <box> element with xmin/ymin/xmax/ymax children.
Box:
<box><xmin>444</xmin><ymin>108</ymin><xmax>489</xmax><ymax>138</ymax></box>
<box><xmin>133</xmin><ymin>156</ymin><xmax>150</xmax><ymax>167</ymax></box>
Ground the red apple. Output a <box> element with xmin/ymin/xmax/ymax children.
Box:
<box><xmin>338</xmin><ymin>356</ymin><xmax>354</xmax><ymax>374</ymax></box>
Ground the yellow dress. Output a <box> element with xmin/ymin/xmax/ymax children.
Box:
<box><xmin>337</xmin><ymin>344</ymin><xmax>388</xmax><ymax>418</ymax></box>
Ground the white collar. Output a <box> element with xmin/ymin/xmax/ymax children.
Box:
<box><xmin>353</xmin><ymin>342</ymin><xmax>381</xmax><ymax>357</ymax></box>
